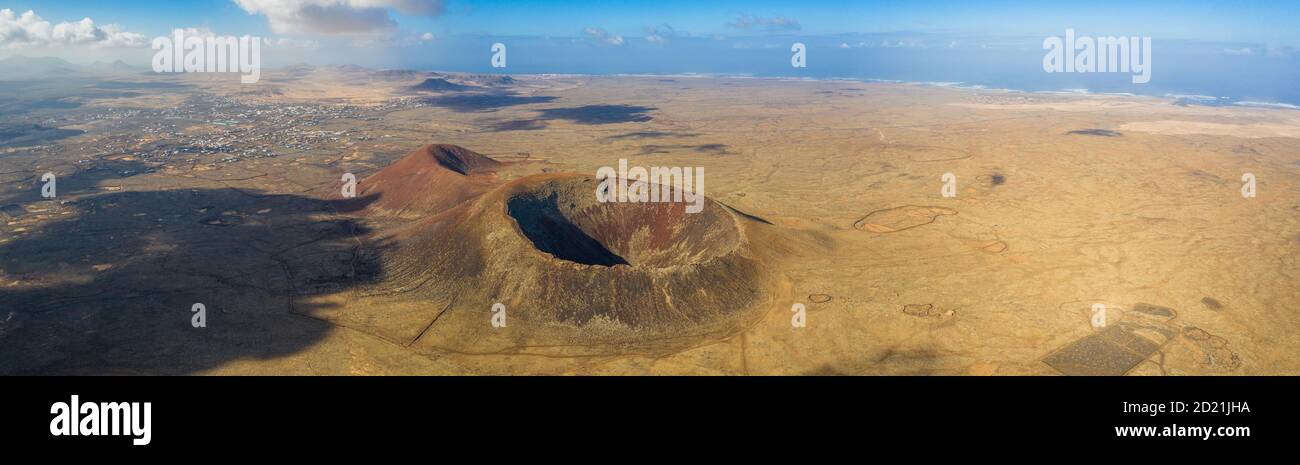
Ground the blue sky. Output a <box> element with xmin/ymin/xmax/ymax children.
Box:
<box><xmin>2</xmin><ymin>1</ymin><xmax>1298</xmax><ymax>104</ymax></box>
<box><xmin>4</xmin><ymin>0</ymin><xmax>1300</xmax><ymax>45</ymax></box>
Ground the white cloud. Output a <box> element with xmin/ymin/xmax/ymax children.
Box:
<box><xmin>0</xmin><ymin>9</ymin><xmax>147</xmax><ymax>48</ymax></box>
<box><xmin>233</xmin><ymin>0</ymin><xmax>446</xmax><ymax>35</ymax></box>
<box><xmin>583</xmin><ymin>27</ymin><xmax>624</xmax><ymax>46</ymax></box>
<box><xmin>162</xmin><ymin>27</ymin><xmax>320</xmax><ymax>50</ymax></box>
<box><xmin>351</xmin><ymin>31</ymin><xmax>435</xmax><ymax>47</ymax></box>
<box><xmin>175</xmin><ymin>27</ymin><xmax>217</xmax><ymax>38</ymax></box>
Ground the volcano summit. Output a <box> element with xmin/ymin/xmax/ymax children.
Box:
<box><xmin>314</xmin><ymin>144</ymin><xmax>790</xmax><ymax>366</ymax></box>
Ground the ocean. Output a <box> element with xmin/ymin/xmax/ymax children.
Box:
<box><xmin>394</xmin><ymin>35</ymin><xmax>1300</xmax><ymax>109</ymax></box>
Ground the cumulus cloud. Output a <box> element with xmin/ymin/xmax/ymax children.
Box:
<box><xmin>583</xmin><ymin>27</ymin><xmax>624</xmax><ymax>46</ymax></box>
<box><xmin>727</xmin><ymin>13</ymin><xmax>800</xmax><ymax>32</ymax></box>
<box><xmin>173</xmin><ymin>26</ymin><xmax>217</xmax><ymax>38</ymax></box>
<box><xmin>233</xmin><ymin>0</ymin><xmax>446</xmax><ymax>35</ymax></box>
<box><xmin>158</xmin><ymin>26</ymin><xmax>320</xmax><ymax>51</ymax></box>
<box><xmin>0</xmin><ymin>9</ymin><xmax>147</xmax><ymax>48</ymax></box>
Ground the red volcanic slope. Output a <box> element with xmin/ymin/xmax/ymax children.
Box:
<box><xmin>354</xmin><ymin>144</ymin><xmax>503</xmax><ymax>219</ymax></box>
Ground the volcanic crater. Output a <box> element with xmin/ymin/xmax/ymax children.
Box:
<box><xmin>321</xmin><ymin>144</ymin><xmax>786</xmax><ymax>358</ymax></box>
<box><xmin>506</xmin><ymin>179</ymin><xmax>739</xmax><ymax>268</ymax></box>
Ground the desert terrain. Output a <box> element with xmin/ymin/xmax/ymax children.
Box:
<box><xmin>1</xmin><ymin>63</ymin><xmax>1296</xmax><ymax>375</ymax></box>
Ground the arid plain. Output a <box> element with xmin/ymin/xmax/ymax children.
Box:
<box><xmin>1</xmin><ymin>64</ymin><xmax>1297</xmax><ymax>375</ymax></box>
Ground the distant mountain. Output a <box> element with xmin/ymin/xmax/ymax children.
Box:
<box><xmin>330</xmin><ymin>64</ymin><xmax>368</xmax><ymax>73</ymax></box>
<box><xmin>0</xmin><ymin>55</ymin><xmax>147</xmax><ymax>79</ymax></box>
<box><xmin>410</xmin><ymin>77</ymin><xmax>474</xmax><ymax>92</ymax></box>
<box><xmin>461</xmin><ymin>74</ymin><xmax>516</xmax><ymax>87</ymax></box>
<box><xmin>280</xmin><ymin>63</ymin><xmax>317</xmax><ymax>77</ymax></box>
<box><xmin>0</xmin><ymin>55</ymin><xmax>86</xmax><ymax>78</ymax></box>
<box><xmin>88</xmin><ymin>60</ymin><xmax>141</xmax><ymax>72</ymax></box>
<box><xmin>374</xmin><ymin>69</ymin><xmax>435</xmax><ymax>81</ymax></box>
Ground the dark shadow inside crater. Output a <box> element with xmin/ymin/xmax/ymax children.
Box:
<box><xmin>506</xmin><ymin>193</ymin><xmax>628</xmax><ymax>267</ymax></box>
